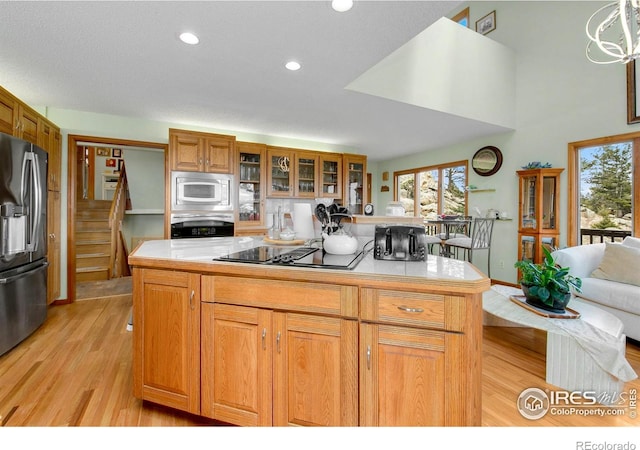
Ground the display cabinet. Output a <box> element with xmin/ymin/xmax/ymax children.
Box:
<box><xmin>343</xmin><ymin>154</ymin><xmax>366</xmax><ymax>214</ymax></box>
<box><xmin>267</xmin><ymin>147</ymin><xmax>295</xmax><ymax>197</ymax></box>
<box><xmin>319</xmin><ymin>153</ymin><xmax>343</xmax><ymax>199</ymax></box>
<box><xmin>295</xmin><ymin>151</ymin><xmax>318</xmax><ymax>198</ymax></box>
<box><xmin>237</xmin><ymin>142</ymin><xmax>266</xmax><ymax>228</ymax></box>
<box><xmin>517</xmin><ymin>168</ymin><xmax>564</xmax><ymax>264</ymax></box>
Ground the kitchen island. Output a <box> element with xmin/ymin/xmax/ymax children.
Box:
<box><xmin>128</xmin><ymin>236</ymin><xmax>490</xmax><ymax>426</ymax></box>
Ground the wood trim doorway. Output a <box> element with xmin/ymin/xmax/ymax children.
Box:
<box><xmin>66</xmin><ymin>135</ymin><xmax>167</xmax><ymax>303</ymax></box>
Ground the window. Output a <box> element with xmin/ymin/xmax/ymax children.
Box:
<box><xmin>395</xmin><ymin>160</ymin><xmax>468</xmax><ymax>219</ymax></box>
<box><xmin>452</xmin><ymin>7</ymin><xmax>470</xmax><ymax>28</ymax></box>
<box><xmin>568</xmin><ymin>133</ymin><xmax>639</xmax><ymax>246</ymax></box>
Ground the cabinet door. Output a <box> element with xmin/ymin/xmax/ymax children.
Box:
<box><xmin>360</xmin><ymin>323</ymin><xmax>448</xmax><ymax>426</ymax></box>
<box><xmin>18</xmin><ymin>105</ymin><xmax>38</xmax><ymax>145</ymax></box>
<box><xmin>204</xmin><ymin>136</ymin><xmax>234</xmax><ymax>173</ymax></box>
<box><xmin>133</xmin><ymin>269</ymin><xmax>201</xmax><ymax>414</ymax></box>
<box><xmin>39</xmin><ymin>120</ymin><xmax>61</xmax><ymax>191</ymax></box>
<box><xmin>170</xmin><ymin>131</ymin><xmax>204</xmax><ymax>172</ymax></box>
<box><xmin>46</xmin><ymin>190</ymin><xmax>60</xmax><ymax>304</ymax></box>
<box><xmin>273</xmin><ymin>312</ymin><xmax>358</xmax><ymax>426</ymax></box>
<box><xmin>343</xmin><ymin>155</ymin><xmax>366</xmax><ymax>214</ymax></box>
<box><xmin>237</xmin><ymin>142</ymin><xmax>266</xmax><ymax>228</ymax></box>
<box><xmin>319</xmin><ymin>154</ymin><xmax>343</xmax><ymax>198</ymax></box>
<box><xmin>267</xmin><ymin>148</ymin><xmax>295</xmax><ymax>197</ymax></box>
<box><xmin>295</xmin><ymin>152</ymin><xmax>318</xmax><ymax>198</ymax></box>
<box><xmin>0</xmin><ymin>88</ymin><xmax>17</xmax><ymax>135</ymax></box>
<box><xmin>201</xmin><ymin>303</ymin><xmax>272</xmax><ymax>425</ymax></box>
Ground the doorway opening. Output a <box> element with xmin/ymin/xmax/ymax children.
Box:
<box><xmin>67</xmin><ymin>135</ymin><xmax>166</xmax><ymax>303</ymax></box>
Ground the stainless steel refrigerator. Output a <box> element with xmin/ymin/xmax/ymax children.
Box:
<box><xmin>0</xmin><ymin>132</ymin><xmax>47</xmax><ymax>357</ymax></box>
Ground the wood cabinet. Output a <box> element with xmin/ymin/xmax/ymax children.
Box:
<box><xmin>131</xmin><ymin>265</ymin><xmax>483</xmax><ymax>427</ymax></box>
<box><xmin>133</xmin><ymin>268</ymin><xmax>201</xmax><ymax>415</ymax></box>
<box><xmin>358</xmin><ymin>287</ymin><xmax>482</xmax><ymax>426</ymax></box>
<box><xmin>46</xmin><ymin>191</ymin><xmax>61</xmax><ymax>305</ymax></box>
<box><xmin>319</xmin><ymin>153</ymin><xmax>343</xmax><ymax>199</ymax></box>
<box><xmin>169</xmin><ymin>128</ymin><xmax>235</xmax><ymax>174</ymax></box>
<box><xmin>1</xmin><ymin>85</ymin><xmax>62</xmax><ymax>303</ymax></box>
<box><xmin>237</xmin><ymin>141</ymin><xmax>266</xmax><ymax>229</ymax></box>
<box><xmin>200</xmin><ymin>276</ymin><xmax>358</xmax><ymax>426</ymax></box>
<box><xmin>517</xmin><ymin>168</ymin><xmax>564</xmax><ymax>264</ymax></box>
<box><xmin>343</xmin><ymin>154</ymin><xmax>367</xmax><ymax>214</ymax></box>
<box><xmin>266</xmin><ymin>146</ymin><xmax>320</xmax><ymax>198</ymax></box>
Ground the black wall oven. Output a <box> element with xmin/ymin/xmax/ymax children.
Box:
<box><xmin>170</xmin><ymin>213</ymin><xmax>234</xmax><ymax>239</ymax></box>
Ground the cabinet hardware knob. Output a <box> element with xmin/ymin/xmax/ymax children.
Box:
<box><xmin>276</xmin><ymin>331</ymin><xmax>281</xmax><ymax>353</ymax></box>
<box><xmin>262</xmin><ymin>328</ymin><xmax>267</xmax><ymax>350</ymax></box>
<box><xmin>189</xmin><ymin>290</ymin><xmax>195</xmax><ymax>310</ymax></box>
<box><xmin>366</xmin><ymin>345</ymin><xmax>371</xmax><ymax>370</ymax></box>
<box><xmin>397</xmin><ymin>305</ymin><xmax>424</xmax><ymax>313</ymax></box>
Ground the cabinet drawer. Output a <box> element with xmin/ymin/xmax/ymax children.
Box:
<box><xmin>202</xmin><ymin>275</ymin><xmax>358</xmax><ymax>318</ymax></box>
<box><xmin>360</xmin><ymin>288</ymin><xmax>447</xmax><ymax>330</ymax></box>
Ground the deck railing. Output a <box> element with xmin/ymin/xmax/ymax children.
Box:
<box><xmin>580</xmin><ymin>228</ymin><xmax>632</xmax><ymax>244</ymax></box>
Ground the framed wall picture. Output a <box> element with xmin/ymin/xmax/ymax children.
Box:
<box><xmin>106</xmin><ymin>158</ymin><xmax>116</xmax><ymax>167</ymax></box>
<box><xmin>627</xmin><ymin>59</ymin><xmax>640</xmax><ymax>124</ymax></box>
<box><xmin>96</xmin><ymin>148</ymin><xmax>110</xmax><ymax>157</ymax></box>
<box><xmin>476</xmin><ymin>10</ymin><xmax>496</xmax><ymax>35</ymax></box>
<box><xmin>112</xmin><ymin>148</ymin><xmax>122</xmax><ymax>158</ymax></box>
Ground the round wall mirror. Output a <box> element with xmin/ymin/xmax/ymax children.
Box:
<box><xmin>471</xmin><ymin>146</ymin><xmax>503</xmax><ymax>176</ymax></box>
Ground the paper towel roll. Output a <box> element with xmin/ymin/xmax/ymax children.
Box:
<box><xmin>293</xmin><ymin>203</ymin><xmax>315</xmax><ymax>240</ymax></box>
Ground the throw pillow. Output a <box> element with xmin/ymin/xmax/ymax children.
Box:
<box><xmin>591</xmin><ymin>242</ymin><xmax>640</xmax><ymax>287</ymax></box>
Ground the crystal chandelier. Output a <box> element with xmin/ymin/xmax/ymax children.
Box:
<box><xmin>586</xmin><ymin>0</ymin><xmax>640</xmax><ymax>64</ymax></box>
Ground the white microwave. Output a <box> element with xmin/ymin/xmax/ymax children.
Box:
<box><xmin>171</xmin><ymin>171</ymin><xmax>234</xmax><ymax>212</ymax></box>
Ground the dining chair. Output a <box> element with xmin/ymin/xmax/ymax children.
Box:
<box><xmin>444</xmin><ymin>217</ymin><xmax>495</xmax><ymax>277</ymax></box>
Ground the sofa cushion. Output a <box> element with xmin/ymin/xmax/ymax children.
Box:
<box><xmin>577</xmin><ymin>278</ymin><xmax>640</xmax><ymax>315</ymax></box>
<box><xmin>591</xmin><ymin>242</ymin><xmax>640</xmax><ymax>287</ymax></box>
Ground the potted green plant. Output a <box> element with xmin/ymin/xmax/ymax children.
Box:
<box><xmin>514</xmin><ymin>247</ymin><xmax>582</xmax><ymax>313</ymax></box>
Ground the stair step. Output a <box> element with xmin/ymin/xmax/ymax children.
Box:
<box><xmin>76</xmin><ymin>268</ymin><xmax>109</xmax><ymax>283</ymax></box>
<box><xmin>76</xmin><ymin>255</ymin><xmax>110</xmax><ymax>269</ymax></box>
<box><xmin>77</xmin><ymin>199</ymin><xmax>112</xmax><ymax>209</ymax></box>
<box><xmin>76</xmin><ymin>231</ymin><xmax>111</xmax><ymax>241</ymax></box>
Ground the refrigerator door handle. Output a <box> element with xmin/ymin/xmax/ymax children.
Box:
<box><xmin>21</xmin><ymin>151</ymin><xmax>42</xmax><ymax>253</ymax></box>
<box><xmin>0</xmin><ymin>261</ymin><xmax>48</xmax><ymax>284</ymax></box>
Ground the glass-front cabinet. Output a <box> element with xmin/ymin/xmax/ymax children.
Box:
<box><xmin>517</xmin><ymin>168</ymin><xmax>564</xmax><ymax>264</ymax></box>
<box><xmin>295</xmin><ymin>152</ymin><xmax>318</xmax><ymax>198</ymax></box>
<box><xmin>267</xmin><ymin>147</ymin><xmax>295</xmax><ymax>197</ymax></box>
<box><xmin>237</xmin><ymin>142</ymin><xmax>266</xmax><ymax>228</ymax></box>
<box><xmin>343</xmin><ymin>154</ymin><xmax>367</xmax><ymax>215</ymax></box>
<box><xmin>319</xmin><ymin>153</ymin><xmax>343</xmax><ymax>199</ymax></box>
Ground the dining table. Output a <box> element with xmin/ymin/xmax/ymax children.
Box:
<box><xmin>424</xmin><ymin>216</ymin><xmax>472</xmax><ymax>257</ymax></box>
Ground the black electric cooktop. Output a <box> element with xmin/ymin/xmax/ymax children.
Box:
<box><xmin>216</xmin><ymin>246</ymin><xmax>366</xmax><ymax>270</ymax></box>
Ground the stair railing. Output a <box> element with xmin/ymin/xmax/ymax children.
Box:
<box><xmin>108</xmin><ymin>162</ymin><xmax>131</xmax><ymax>278</ymax></box>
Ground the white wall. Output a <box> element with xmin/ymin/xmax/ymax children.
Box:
<box><xmin>373</xmin><ymin>1</ymin><xmax>636</xmax><ymax>282</ymax></box>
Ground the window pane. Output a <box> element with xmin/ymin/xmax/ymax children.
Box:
<box><xmin>417</xmin><ymin>169</ymin><xmax>438</xmax><ymax>220</ymax></box>
<box><xmin>397</xmin><ymin>173</ymin><xmax>415</xmax><ymax>216</ymax></box>
<box><xmin>578</xmin><ymin>143</ymin><xmax>633</xmax><ymax>243</ymax></box>
<box><xmin>442</xmin><ymin>165</ymin><xmax>466</xmax><ymax>216</ymax></box>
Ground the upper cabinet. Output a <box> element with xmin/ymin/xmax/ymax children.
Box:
<box><xmin>237</xmin><ymin>141</ymin><xmax>266</xmax><ymax>227</ymax></box>
<box><xmin>319</xmin><ymin>153</ymin><xmax>343</xmax><ymax>199</ymax></box>
<box><xmin>343</xmin><ymin>154</ymin><xmax>367</xmax><ymax>214</ymax></box>
<box><xmin>266</xmin><ymin>146</ymin><xmax>319</xmax><ymax>198</ymax></box>
<box><xmin>169</xmin><ymin>128</ymin><xmax>235</xmax><ymax>174</ymax></box>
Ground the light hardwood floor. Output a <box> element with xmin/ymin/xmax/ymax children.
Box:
<box><xmin>1</xmin><ymin>294</ymin><xmax>638</xmax><ymax>427</ymax></box>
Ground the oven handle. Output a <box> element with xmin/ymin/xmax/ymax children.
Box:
<box><xmin>170</xmin><ymin>213</ymin><xmax>234</xmax><ymax>224</ymax></box>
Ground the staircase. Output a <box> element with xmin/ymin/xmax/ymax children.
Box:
<box><xmin>75</xmin><ymin>199</ymin><xmax>112</xmax><ymax>282</ymax></box>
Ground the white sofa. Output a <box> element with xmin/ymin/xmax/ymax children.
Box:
<box><xmin>552</xmin><ymin>236</ymin><xmax>640</xmax><ymax>341</ymax></box>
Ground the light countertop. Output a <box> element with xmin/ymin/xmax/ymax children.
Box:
<box><xmin>130</xmin><ymin>236</ymin><xmax>487</xmax><ymax>283</ymax></box>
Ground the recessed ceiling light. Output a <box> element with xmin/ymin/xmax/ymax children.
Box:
<box><xmin>179</xmin><ymin>32</ymin><xmax>199</xmax><ymax>45</ymax></box>
<box><xmin>285</xmin><ymin>61</ymin><xmax>301</xmax><ymax>71</ymax></box>
<box><xmin>332</xmin><ymin>0</ymin><xmax>353</xmax><ymax>12</ymax></box>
